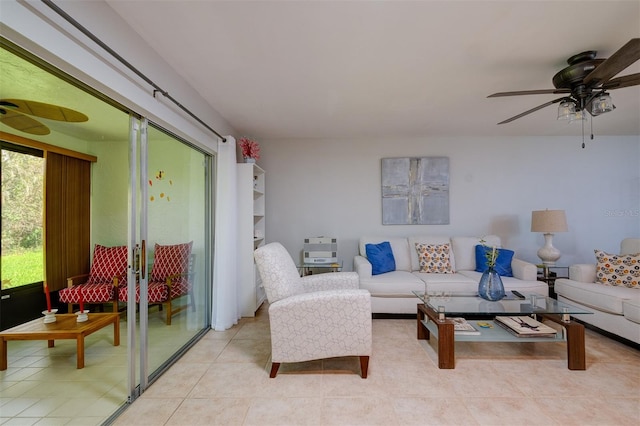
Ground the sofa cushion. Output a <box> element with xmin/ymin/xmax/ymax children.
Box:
<box><xmin>360</xmin><ymin>237</ymin><xmax>412</xmax><ymax>271</ymax></box>
<box><xmin>450</xmin><ymin>235</ymin><xmax>501</xmax><ymax>271</ymax></box>
<box><xmin>409</xmin><ymin>236</ymin><xmax>453</xmax><ymax>271</ymax></box>
<box><xmin>475</xmin><ymin>245</ymin><xmax>514</xmax><ymax>277</ymax></box>
<box><xmin>59</xmin><ymin>283</ymin><xmax>116</xmax><ymax>303</ymax></box>
<box><xmin>415</xmin><ymin>271</ymin><xmax>478</xmax><ymax>295</ymax></box>
<box><xmin>151</xmin><ymin>241</ymin><xmax>193</xmax><ymax>281</ymax></box>
<box><xmin>358</xmin><ymin>270</ymin><xmax>425</xmax><ymax>295</ymax></box>
<box><xmin>623</xmin><ymin>299</ymin><xmax>640</xmax><ymax>324</ymax></box>
<box><xmin>594</xmin><ymin>249</ymin><xmax>640</xmax><ymax>288</ymax></box>
<box><xmin>555</xmin><ymin>278</ymin><xmax>640</xmax><ymax>315</ymax></box>
<box><xmin>365</xmin><ymin>241</ymin><xmax>396</xmax><ymax>275</ymax></box>
<box><xmin>87</xmin><ymin>244</ymin><xmax>128</xmax><ymax>285</ymax></box>
<box><xmin>415</xmin><ymin>243</ymin><xmax>454</xmax><ymax>273</ymax></box>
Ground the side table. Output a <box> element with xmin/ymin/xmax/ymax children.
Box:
<box><xmin>537</xmin><ymin>265</ymin><xmax>569</xmax><ymax>299</ymax></box>
<box><xmin>297</xmin><ymin>260</ymin><xmax>343</xmax><ymax>277</ymax></box>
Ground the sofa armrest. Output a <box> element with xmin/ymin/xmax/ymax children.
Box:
<box><xmin>569</xmin><ymin>264</ymin><xmax>596</xmax><ymax>283</ymax></box>
<box><xmin>269</xmin><ymin>289</ymin><xmax>372</xmax><ymax>362</ymax></box>
<box><xmin>511</xmin><ymin>258</ymin><xmax>537</xmax><ymax>281</ymax></box>
<box><xmin>301</xmin><ymin>272</ymin><xmax>359</xmax><ymax>292</ymax></box>
<box><xmin>354</xmin><ymin>255</ymin><xmax>372</xmax><ymax>279</ymax></box>
<box><xmin>67</xmin><ymin>274</ymin><xmax>90</xmax><ymax>287</ymax></box>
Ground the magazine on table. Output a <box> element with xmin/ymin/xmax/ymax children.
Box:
<box><xmin>450</xmin><ymin>317</ymin><xmax>481</xmax><ymax>335</ymax></box>
<box><xmin>494</xmin><ymin>316</ymin><xmax>557</xmax><ymax>337</ymax></box>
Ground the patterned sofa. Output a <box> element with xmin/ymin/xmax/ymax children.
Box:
<box><xmin>555</xmin><ymin>238</ymin><xmax>640</xmax><ymax>344</ymax></box>
<box><xmin>354</xmin><ymin>235</ymin><xmax>548</xmax><ymax>314</ymax></box>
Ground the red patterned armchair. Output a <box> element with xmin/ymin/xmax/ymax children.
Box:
<box><xmin>59</xmin><ymin>244</ymin><xmax>128</xmax><ymax>313</ymax></box>
<box><xmin>119</xmin><ymin>241</ymin><xmax>194</xmax><ymax>325</ymax></box>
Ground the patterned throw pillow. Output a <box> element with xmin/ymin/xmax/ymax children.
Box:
<box><xmin>594</xmin><ymin>249</ymin><xmax>640</xmax><ymax>288</ymax></box>
<box><xmin>415</xmin><ymin>243</ymin><xmax>454</xmax><ymax>273</ymax></box>
<box><xmin>87</xmin><ymin>244</ymin><xmax>128</xmax><ymax>284</ymax></box>
<box><xmin>151</xmin><ymin>241</ymin><xmax>193</xmax><ymax>281</ymax></box>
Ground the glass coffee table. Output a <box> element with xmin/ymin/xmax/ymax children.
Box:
<box><xmin>413</xmin><ymin>291</ymin><xmax>592</xmax><ymax>370</ymax></box>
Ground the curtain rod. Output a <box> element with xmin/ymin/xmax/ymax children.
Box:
<box><xmin>41</xmin><ymin>0</ymin><xmax>227</xmax><ymax>142</ymax></box>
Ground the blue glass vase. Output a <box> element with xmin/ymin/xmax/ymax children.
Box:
<box><xmin>478</xmin><ymin>267</ymin><xmax>505</xmax><ymax>301</ymax></box>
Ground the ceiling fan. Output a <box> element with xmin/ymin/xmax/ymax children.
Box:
<box><xmin>488</xmin><ymin>38</ymin><xmax>640</xmax><ymax>125</ymax></box>
<box><xmin>0</xmin><ymin>99</ymin><xmax>88</xmax><ymax>136</ymax></box>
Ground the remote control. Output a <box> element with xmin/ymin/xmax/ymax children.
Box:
<box><xmin>511</xmin><ymin>290</ymin><xmax>525</xmax><ymax>299</ymax></box>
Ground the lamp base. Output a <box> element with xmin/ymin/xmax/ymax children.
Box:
<box><xmin>537</xmin><ymin>233</ymin><xmax>561</xmax><ymax>266</ymax></box>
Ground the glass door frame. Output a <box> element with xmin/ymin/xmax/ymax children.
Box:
<box><xmin>126</xmin><ymin>115</ymin><xmax>214</xmax><ymax>403</ymax></box>
<box><xmin>126</xmin><ymin>115</ymin><xmax>151</xmax><ymax>399</ymax></box>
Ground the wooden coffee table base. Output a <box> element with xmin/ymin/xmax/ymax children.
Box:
<box><xmin>0</xmin><ymin>313</ymin><xmax>120</xmax><ymax>370</ymax></box>
<box><xmin>416</xmin><ymin>303</ymin><xmax>586</xmax><ymax>370</ymax></box>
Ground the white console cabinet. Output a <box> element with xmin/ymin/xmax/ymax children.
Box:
<box><xmin>237</xmin><ymin>163</ymin><xmax>266</xmax><ymax>317</ymax></box>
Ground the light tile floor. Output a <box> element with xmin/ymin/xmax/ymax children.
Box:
<box><xmin>112</xmin><ymin>305</ymin><xmax>640</xmax><ymax>426</ymax></box>
<box><xmin>2</xmin><ymin>304</ymin><xmax>639</xmax><ymax>425</ymax></box>
<box><xmin>0</xmin><ymin>307</ymin><xmax>200</xmax><ymax>425</ymax></box>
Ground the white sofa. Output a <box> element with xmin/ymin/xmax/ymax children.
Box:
<box><xmin>354</xmin><ymin>235</ymin><xmax>548</xmax><ymax>314</ymax></box>
<box><xmin>555</xmin><ymin>238</ymin><xmax>640</xmax><ymax>344</ymax></box>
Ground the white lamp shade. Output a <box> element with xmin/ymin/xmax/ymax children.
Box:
<box><xmin>531</xmin><ymin>209</ymin><xmax>568</xmax><ymax>266</ymax></box>
<box><xmin>531</xmin><ymin>210</ymin><xmax>568</xmax><ymax>233</ymax></box>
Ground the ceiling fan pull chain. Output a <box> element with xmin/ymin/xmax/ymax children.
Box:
<box><xmin>581</xmin><ymin>116</ymin><xmax>586</xmax><ymax>149</ymax></box>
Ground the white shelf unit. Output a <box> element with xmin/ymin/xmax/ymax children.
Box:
<box><xmin>237</xmin><ymin>163</ymin><xmax>266</xmax><ymax>317</ymax></box>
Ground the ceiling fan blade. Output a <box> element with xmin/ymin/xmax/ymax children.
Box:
<box><xmin>488</xmin><ymin>89</ymin><xmax>570</xmax><ymax>98</ymax></box>
<box><xmin>497</xmin><ymin>97</ymin><xmax>566</xmax><ymax>125</ymax></box>
<box><xmin>0</xmin><ymin>99</ymin><xmax>88</xmax><ymax>122</ymax></box>
<box><xmin>602</xmin><ymin>72</ymin><xmax>640</xmax><ymax>90</ymax></box>
<box><xmin>583</xmin><ymin>38</ymin><xmax>640</xmax><ymax>86</ymax></box>
<box><xmin>0</xmin><ymin>109</ymin><xmax>51</xmax><ymax>135</ymax></box>
<box><xmin>0</xmin><ymin>101</ymin><xmax>19</xmax><ymax>108</ymax></box>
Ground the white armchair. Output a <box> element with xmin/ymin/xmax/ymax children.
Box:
<box><xmin>254</xmin><ymin>242</ymin><xmax>372</xmax><ymax>378</ymax></box>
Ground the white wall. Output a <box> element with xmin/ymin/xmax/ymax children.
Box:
<box><xmin>260</xmin><ymin>135</ymin><xmax>640</xmax><ymax>270</ymax></box>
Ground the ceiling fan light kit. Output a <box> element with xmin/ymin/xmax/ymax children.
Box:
<box><xmin>590</xmin><ymin>93</ymin><xmax>615</xmax><ymax>116</ymax></box>
<box><xmin>569</xmin><ymin>108</ymin><xmax>587</xmax><ymax>124</ymax></box>
<box><xmin>557</xmin><ymin>99</ymin><xmax>578</xmax><ymax>121</ymax></box>
<box><xmin>489</xmin><ymin>38</ymin><xmax>640</xmax><ymax>144</ymax></box>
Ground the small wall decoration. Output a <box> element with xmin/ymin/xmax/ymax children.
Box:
<box><xmin>149</xmin><ymin>169</ymin><xmax>173</xmax><ymax>202</ymax></box>
<box><xmin>381</xmin><ymin>157</ymin><xmax>449</xmax><ymax>225</ymax></box>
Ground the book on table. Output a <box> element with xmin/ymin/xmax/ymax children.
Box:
<box><xmin>494</xmin><ymin>316</ymin><xmax>558</xmax><ymax>337</ymax></box>
<box><xmin>450</xmin><ymin>317</ymin><xmax>481</xmax><ymax>335</ymax></box>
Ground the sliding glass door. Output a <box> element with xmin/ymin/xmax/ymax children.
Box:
<box><xmin>1</xmin><ymin>42</ymin><xmax>212</xmax><ymax>421</ymax></box>
<box><xmin>127</xmin><ymin>118</ymin><xmax>211</xmax><ymax>397</ymax></box>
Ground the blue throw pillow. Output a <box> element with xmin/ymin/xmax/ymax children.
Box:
<box><xmin>365</xmin><ymin>241</ymin><xmax>396</xmax><ymax>275</ymax></box>
<box><xmin>475</xmin><ymin>245</ymin><xmax>514</xmax><ymax>277</ymax></box>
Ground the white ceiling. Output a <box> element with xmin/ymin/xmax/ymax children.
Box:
<box><xmin>89</xmin><ymin>1</ymin><xmax>640</xmax><ymax>139</ymax></box>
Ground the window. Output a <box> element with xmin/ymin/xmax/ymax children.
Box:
<box><xmin>1</xmin><ymin>141</ymin><xmax>44</xmax><ymax>290</ymax></box>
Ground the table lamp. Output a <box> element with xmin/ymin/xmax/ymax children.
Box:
<box><xmin>531</xmin><ymin>209</ymin><xmax>568</xmax><ymax>266</ymax></box>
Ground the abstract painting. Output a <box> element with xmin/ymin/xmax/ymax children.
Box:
<box><xmin>381</xmin><ymin>157</ymin><xmax>449</xmax><ymax>225</ymax></box>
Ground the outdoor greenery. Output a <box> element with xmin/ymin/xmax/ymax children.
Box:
<box><xmin>1</xmin><ymin>249</ymin><xmax>43</xmax><ymax>289</ymax></box>
<box><xmin>1</xmin><ymin>148</ymin><xmax>44</xmax><ymax>289</ymax></box>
